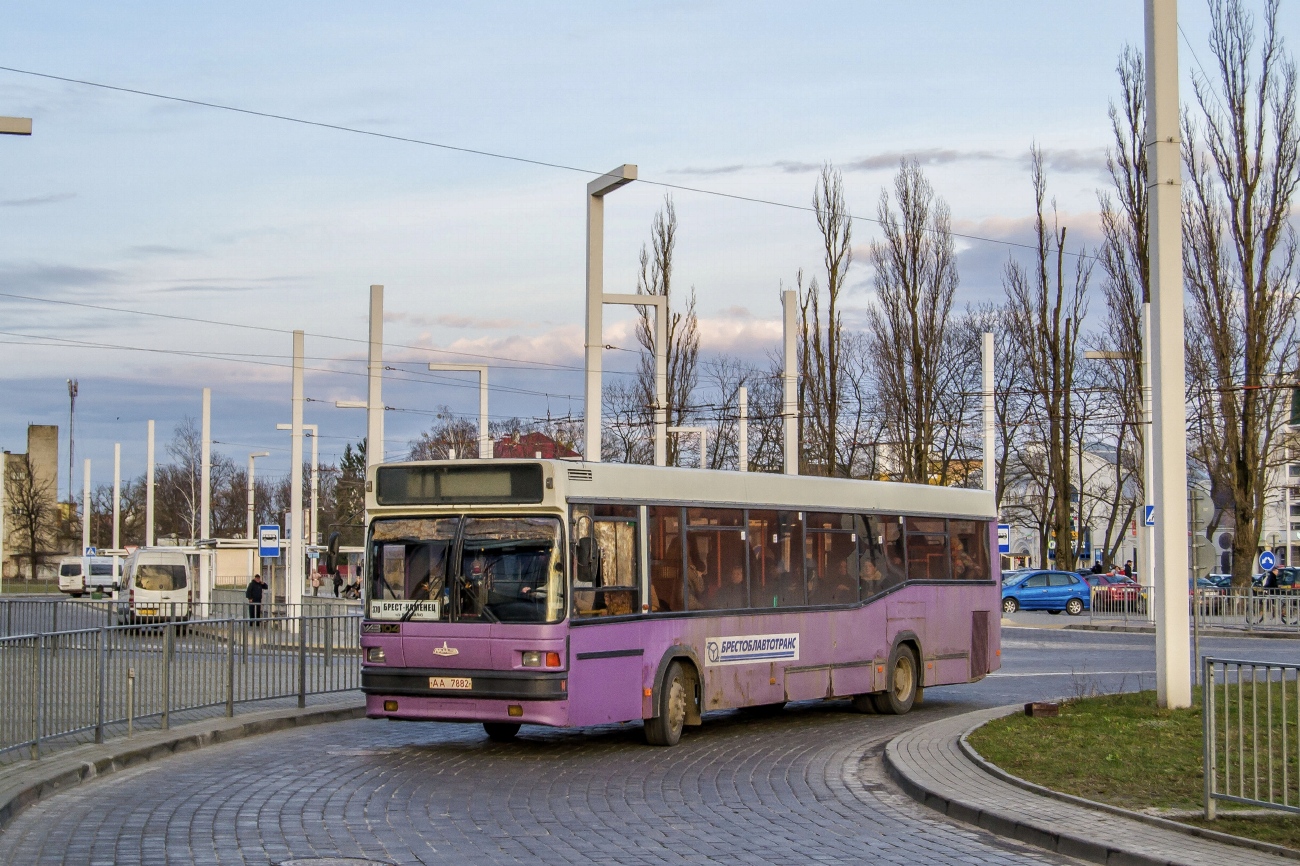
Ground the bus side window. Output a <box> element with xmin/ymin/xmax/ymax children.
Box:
<box><xmin>949</xmin><ymin>520</ymin><xmax>991</xmax><ymax>581</ymax></box>
<box><xmin>648</xmin><ymin>506</ymin><xmax>685</xmax><ymax>613</ymax></box>
<box><xmin>805</xmin><ymin>512</ymin><xmax>857</xmax><ymax>606</ymax></box>
<box><xmin>572</xmin><ymin>504</ymin><xmax>640</xmax><ymax>617</ymax></box>
<box><xmin>905</xmin><ymin>517</ymin><xmax>950</xmax><ymax>581</ymax></box>
<box><xmin>748</xmin><ymin>510</ymin><xmax>804</xmax><ymax>608</ymax></box>
<box><xmin>860</xmin><ymin>515</ymin><xmax>905</xmax><ymax>595</ymax></box>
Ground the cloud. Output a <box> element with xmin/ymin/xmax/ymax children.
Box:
<box><xmin>0</xmin><ymin>263</ymin><xmax>123</xmax><ymax>292</ymax></box>
<box><xmin>672</xmin><ymin>147</ymin><xmax>1110</xmax><ymax>179</ymax></box>
<box><xmin>126</xmin><ymin>244</ymin><xmax>196</xmax><ymax>258</ymax></box>
<box><xmin>385</xmin><ymin>310</ymin><xmax>528</xmax><ymax>330</ymax></box>
<box><xmin>0</xmin><ymin>192</ymin><xmax>75</xmax><ymax>207</ymax></box>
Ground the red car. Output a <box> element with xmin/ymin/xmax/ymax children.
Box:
<box><xmin>1085</xmin><ymin>573</ymin><xmax>1147</xmax><ymax>610</ymax></box>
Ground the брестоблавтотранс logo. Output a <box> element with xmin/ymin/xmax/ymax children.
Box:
<box><xmin>704</xmin><ymin>633</ymin><xmax>799</xmax><ymax>666</ymax></box>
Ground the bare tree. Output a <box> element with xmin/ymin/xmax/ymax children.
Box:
<box><xmin>4</xmin><ymin>454</ymin><xmax>58</xmax><ymax>580</ymax></box>
<box><xmin>867</xmin><ymin>160</ymin><xmax>963</xmax><ymax>484</ymax></box>
<box><xmin>409</xmin><ymin>407</ymin><xmax>479</xmax><ymax>460</ymax></box>
<box><xmin>1090</xmin><ymin>45</ymin><xmax>1149</xmax><ymax>568</ymax></box>
<box><xmin>1183</xmin><ymin>0</ymin><xmax>1300</xmax><ymax>585</ymax></box>
<box><xmin>799</xmin><ymin>163</ymin><xmax>854</xmax><ymax>476</ymax></box>
<box><xmin>602</xmin><ymin>380</ymin><xmax>652</xmax><ymax>464</ymax></box>
<box><xmin>635</xmin><ymin>195</ymin><xmax>700</xmax><ymax>467</ymax></box>
<box><xmin>1003</xmin><ymin>148</ymin><xmax>1094</xmax><ymax>570</ymax></box>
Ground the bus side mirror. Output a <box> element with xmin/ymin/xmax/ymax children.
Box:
<box><xmin>575</xmin><ymin>537</ymin><xmax>597</xmax><ymax>582</ymax></box>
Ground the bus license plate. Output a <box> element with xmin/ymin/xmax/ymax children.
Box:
<box><xmin>428</xmin><ymin>676</ymin><xmax>472</xmax><ymax>690</ymax></box>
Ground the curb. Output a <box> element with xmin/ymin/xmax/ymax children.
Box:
<box><xmin>883</xmin><ymin>705</ymin><xmax>1299</xmax><ymax>866</ymax></box>
<box><xmin>1003</xmin><ymin>621</ymin><xmax>1300</xmax><ymax>640</ymax></box>
<box><xmin>0</xmin><ymin>700</ymin><xmax>366</xmax><ymax>832</ymax></box>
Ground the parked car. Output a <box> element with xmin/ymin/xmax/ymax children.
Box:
<box><xmin>1085</xmin><ymin>573</ymin><xmax>1147</xmax><ymax>611</ymax></box>
<box><xmin>1001</xmin><ymin>569</ymin><xmax>1091</xmax><ymax>616</ymax></box>
<box><xmin>115</xmin><ymin>548</ymin><xmax>192</xmax><ymax>624</ymax></box>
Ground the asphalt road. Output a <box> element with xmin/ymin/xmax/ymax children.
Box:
<box><xmin>0</xmin><ymin>624</ymin><xmax>1293</xmax><ymax>866</ymax></box>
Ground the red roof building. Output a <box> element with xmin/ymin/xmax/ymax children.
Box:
<box><xmin>493</xmin><ymin>431</ymin><xmax>580</xmax><ymax>460</ymax></box>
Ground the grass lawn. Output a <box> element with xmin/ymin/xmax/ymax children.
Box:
<box><xmin>0</xmin><ymin>580</ymin><xmax>59</xmax><ymax>594</ymax></box>
<box><xmin>966</xmin><ymin>690</ymin><xmax>1300</xmax><ymax>850</ymax></box>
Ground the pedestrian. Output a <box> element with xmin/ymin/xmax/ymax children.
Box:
<box><xmin>311</xmin><ymin>570</ymin><xmax>322</xmax><ymax>597</ymax></box>
<box><xmin>245</xmin><ymin>573</ymin><xmax>265</xmax><ymax>626</ymax></box>
<box><xmin>1122</xmin><ymin>560</ymin><xmax>1133</xmax><ymax>577</ymax></box>
<box><xmin>332</xmin><ymin>570</ymin><xmax>343</xmax><ymax>598</ymax></box>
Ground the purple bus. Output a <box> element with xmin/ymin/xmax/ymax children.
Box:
<box><xmin>361</xmin><ymin>460</ymin><xmax>1000</xmax><ymax>746</ymax></box>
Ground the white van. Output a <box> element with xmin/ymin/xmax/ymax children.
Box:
<box><xmin>117</xmin><ymin>549</ymin><xmax>192</xmax><ymax>623</ymax></box>
<box><xmin>57</xmin><ymin>557</ymin><xmax>86</xmax><ymax>596</ymax></box>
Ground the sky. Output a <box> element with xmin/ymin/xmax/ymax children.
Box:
<box><xmin>1</xmin><ymin>1</ymin><xmax>1290</xmax><ymax>495</ymax></box>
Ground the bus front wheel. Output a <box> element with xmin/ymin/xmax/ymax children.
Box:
<box><xmin>483</xmin><ymin>722</ymin><xmax>520</xmax><ymax>742</ymax></box>
<box><xmin>644</xmin><ymin>661</ymin><xmax>688</xmax><ymax>746</ymax></box>
<box><xmin>872</xmin><ymin>646</ymin><xmax>918</xmax><ymax>715</ymax></box>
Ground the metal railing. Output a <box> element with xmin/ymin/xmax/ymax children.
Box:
<box><xmin>1202</xmin><ymin>657</ymin><xmax>1300</xmax><ymax>818</ymax></box>
<box><xmin>0</xmin><ymin>611</ymin><xmax>361</xmax><ymax>763</ymax></box>
<box><xmin>0</xmin><ymin>597</ymin><xmax>360</xmax><ymax>638</ymax></box>
<box><xmin>1086</xmin><ymin>587</ymin><xmax>1300</xmax><ymax>634</ymax></box>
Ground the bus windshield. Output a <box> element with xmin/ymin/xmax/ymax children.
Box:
<box><xmin>368</xmin><ymin>515</ymin><xmax>565</xmax><ymax>624</ymax></box>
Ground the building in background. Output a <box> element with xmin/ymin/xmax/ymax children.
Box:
<box><xmin>3</xmin><ymin>424</ymin><xmax>64</xmax><ymax>580</ymax></box>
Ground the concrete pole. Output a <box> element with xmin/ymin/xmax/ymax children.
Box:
<box><xmin>368</xmin><ymin>285</ymin><xmax>385</xmax><ymax>467</ymax></box>
<box><xmin>82</xmin><ymin>459</ymin><xmax>91</xmax><ymax>555</ymax></box>
<box><xmin>200</xmin><ymin>388</ymin><xmax>212</xmax><ymax>606</ymax></box>
<box><xmin>782</xmin><ymin>289</ymin><xmax>798</xmax><ymax>475</ymax></box>
<box><xmin>668</xmin><ymin>427</ymin><xmax>709</xmax><ymax>468</ymax></box>
<box><xmin>310</xmin><ymin>430</ymin><xmax>319</xmax><ymax>541</ymax></box>
<box><xmin>583</xmin><ymin>165</ymin><xmax>637</xmax><ymax>461</ymax></box>
<box><xmin>982</xmin><ymin>332</ymin><xmax>995</xmax><ymax>494</ymax></box>
<box><xmin>289</xmin><ymin>330</ymin><xmax>305</xmax><ymax>606</ymax></box>
<box><xmin>738</xmin><ymin>386</ymin><xmax>749</xmax><ymax>472</ymax></box>
<box><xmin>427</xmin><ymin>366</ymin><xmax>490</xmax><ymax>458</ymax></box>
<box><xmin>112</xmin><ymin>443</ymin><xmax>121</xmax><ymax>551</ymax></box>
<box><xmin>247</xmin><ymin>453</ymin><xmax>256</xmax><ymax>580</ymax></box>
<box><xmin>601</xmin><ymin>294</ymin><xmax>667</xmax><ymax>466</ymax></box>
<box><xmin>145</xmin><ymin>420</ymin><xmax>155</xmax><ymax>547</ymax></box>
<box><xmin>1146</xmin><ymin>0</ymin><xmax>1192</xmax><ymax>709</ymax></box>
<box><xmin>1140</xmin><ymin>302</ymin><xmax>1155</xmax><ymax>616</ymax></box>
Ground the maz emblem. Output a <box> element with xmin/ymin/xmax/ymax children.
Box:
<box><xmin>433</xmin><ymin>641</ymin><xmax>459</xmax><ymax>657</ymax></box>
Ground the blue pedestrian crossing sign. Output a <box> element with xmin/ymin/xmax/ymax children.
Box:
<box><xmin>1259</xmin><ymin>550</ymin><xmax>1277</xmax><ymax>572</ymax></box>
<box><xmin>1144</xmin><ymin>505</ymin><xmax>1155</xmax><ymax>527</ymax></box>
<box><xmin>258</xmin><ymin>525</ymin><xmax>281</xmax><ymax>558</ymax></box>
<box><xmin>83</xmin><ymin>547</ymin><xmax>97</xmax><ymax>556</ymax></box>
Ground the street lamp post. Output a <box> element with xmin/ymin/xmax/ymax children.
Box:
<box><xmin>427</xmin><ymin>365</ymin><xmax>492</xmax><ymax>458</ymax></box>
<box><xmin>277</xmin><ymin>424</ymin><xmax>318</xmax><ymax>544</ymax></box>
<box><xmin>583</xmin><ymin>165</ymin><xmax>637</xmax><ymax>463</ymax></box>
<box><xmin>246</xmin><ymin>451</ymin><xmax>270</xmax><ymax>580</ymax></box>
<box><xmin>667</xmin><ymin>427</ymin><xmax>709</xmax><ymax>469</ymax></box>
<box><xmin>1146</xmin><ymin>0</ymin><xmax>1192</xmax><ymax>709</ymax></box>
<box><xmin>0</xmin><ymin>117</ymin><xmax>32</xmax><ymax>136</ymax></box>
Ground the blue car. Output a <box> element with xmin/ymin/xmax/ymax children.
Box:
<box><xmin>1001</xmin><ymin>569</ymin><xmax>1091</xmax><ymax>616</ymax></box>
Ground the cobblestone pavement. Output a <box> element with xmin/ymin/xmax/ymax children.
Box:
<box><xmin>0</xmin><ymin>627</ymin><xmax>1293</xmax><ymax>866</ymax></box>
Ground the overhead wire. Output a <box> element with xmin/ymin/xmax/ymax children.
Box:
<box><xmin>0</xmin><ymin>64</ymin><xmax>1097</xmax><ymax>260</ymax></box>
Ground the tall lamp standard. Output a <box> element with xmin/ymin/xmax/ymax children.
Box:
<box><xmin>583</xmin><ymin>164</ymin><xmax>637</xmax><ymax>463</ymax></box>
<box><xmin>246</xmin><ymin>451</ymin><xmax>270</xmax><ymax>580</ymax></box>
<box><xmin>277</xmin><ymin>424</ymin><xmax>319</xmax><ymax>546</ymax></box>
<box><xmin>66</xmin><ymin>379</ymin><xmax>78</xmax><ymax>505</ymax></box>
<box><xmin>427</xmin><ymin>365</ymin><xmax>492</xmax><ymax>458</ymax></box>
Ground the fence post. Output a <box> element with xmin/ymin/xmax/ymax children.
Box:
<box><xmin>127</xmin><ymin>667</ymin><xmax>135</xmax><ymax>736</ymax></box>
<box><xmin>324</xmin><ymin>616</ymin><xmax>332</xmax><ymax>669</ymax></box>
<box><xmin>29</xmin><ymin>634</ymin><xmax>43</xmax><ymax>760</ymax></box>
<box><xmin>1247</xmin><ymin>585</ymin><xmax>1254</xmax><ymax>633</ymax></box>
<box><xmin>226</xmin><ymin>618</ymin><xmax>236</xmax><ymax>717</ymax></box>
<box><xmin>297</xmin><ymin>617</ymin><xmax>307</xmax><ymax>709</ymax></box>
<box><xmin>162</xmin><ymin>622</ymin><xmax>172</xmax><ymax>730</ymax></box>
<box><xmin>95</xmin><ymin>627</ymin><xmax>107</xmax><ymax>744</ymax></box>
<box><xmin>1204</xmin><ymin>656</ymin><xmax>1216</xmax><ymax>819</ymax></box>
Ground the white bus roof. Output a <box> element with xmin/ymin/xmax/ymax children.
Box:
<box><xmin>367</xmin><ymin>459</ymin><xmax>995</xmax><ymax>520</ymax></box>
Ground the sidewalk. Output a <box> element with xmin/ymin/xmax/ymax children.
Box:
<box><xmin>0</xmin><ymin>697</ymin><xmax>365</xmax><ymax>832</ymax></box>
<box><xmin>884</xmin><ymin>706</ymin><xmax>1297</xmax><ymax>866</ymax></box>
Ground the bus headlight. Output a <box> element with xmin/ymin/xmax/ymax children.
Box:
<box><xmin>522</xmin><ymin>651</ymin><xmax>542</xmax><ymax>667</ymax></box>
<box><xmin>366</xmin><ymin>647</ymin><xmax>386</xmax><ymax>663</ymax></box>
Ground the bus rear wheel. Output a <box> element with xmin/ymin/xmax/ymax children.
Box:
<box><xmin>871</xmin><ymin>646</ymin><xmax>918</xmax><ymax>715</ymax></box>
<box><xmin>483</xmin><ymin>722</ymin><xmax>520</xmax><ymax>742</ymax></box>
<box><xmin>644</xmin><ymin>661</ymin><xmax>688</xmax><ymax>746</ymax></box>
